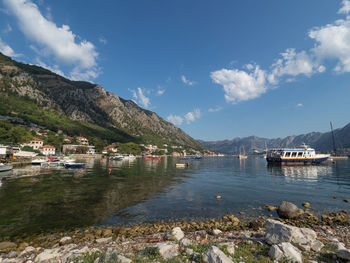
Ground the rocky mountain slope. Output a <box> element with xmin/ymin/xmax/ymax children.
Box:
<box><xmin>0</xmin><ymin>52</ymin><xmax>204</xmax><ymax>149</ymax></box>
<box><xmin>201</xmin><ymin>123</ymin><xmax>350</xmax><ymax>154</ymax></box>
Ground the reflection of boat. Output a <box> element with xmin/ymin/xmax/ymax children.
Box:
<box><xmin>237</xmin><ymin>146</ymin><xmax>248</xmax><ymax>159</ymax></box>
<box><xmin>329</xmin><ymin>122</ymin><xmax>348</xmax><ymax>160</ymax></box>
<box><xmin>266</xmin><ymin>144</ymin><xmax>329</xmax><ymax>165</ymax></box>
<box><xmin>0</xmin><ymin>163</ymin><xmax>13</xmax><ymax>172</ymax></box>
<box><xmin>268</xmin><ymin>165</ymin><xmax>331</xmax><ymax>181</ymax></box>
<box><xmin>109</xmin><ymin>154</ymin><xmax>123</xmax><ymax>161</ymax></box>
<box><xmin>180</xmin><ymin>157</ymin><xmax>202</xmax><ymax>160</ymax></box>
<box><xmin>145</xmin><ymin>155</ymin><xmax>161</xmax><ymax>161</ymax></box>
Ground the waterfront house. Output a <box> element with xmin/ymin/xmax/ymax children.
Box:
<box><xmin>62</xmin><ymin>144</ymin><xmax>95</xmax><ymax>154</ymax></box>
<box><xmin>0</xmin><ymin>145</ymin><xmax>13</xmax><ymax>158</ymax></box>
<box><xmin>104</xmin><ymin>144</ymin><xmax>118</xmax><ymax>153</ymax></box>
<box><xmin>39</xmin><ymin>145</ymin><xmax>56</xmax><ymax>156</ymax></box>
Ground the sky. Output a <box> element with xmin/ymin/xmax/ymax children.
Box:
<box><xmin>0</xmin><ymin>0</ymin><xmax>350</xmax><ymax>141</ymax></box>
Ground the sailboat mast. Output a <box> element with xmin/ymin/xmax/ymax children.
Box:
<box><xmin>330</xmin><ymin>121</ymin><xmax>337</xmax><ymax>156</ymax></box>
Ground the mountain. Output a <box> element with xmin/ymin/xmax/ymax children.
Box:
<box><xmin>0</xmin><ymin>52</ymin><xmax>204</xmax><ymax>150</ymax></box>
<box><xmin>201</xmin><ymin>123</ymin><xmax>350</xmax><ymax>154</ymax></box>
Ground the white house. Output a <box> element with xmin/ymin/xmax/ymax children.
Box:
<box><xmin>24</xmin><ymin>137</ymin><xmax>43</xmax><ymax>150</ymax></box>
<box><xmin>39</xmin><ymin>145</ymin><xmax>56</xmax><ymax>156</ymax></box>
<box><xmin>76</xmin><ymin>136</ymin><xmax>89</xmax><ymax>145</ymax></box>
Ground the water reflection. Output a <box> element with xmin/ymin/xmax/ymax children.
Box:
<box><xmin>267</xmin><ymin>165</ymin><xmax>332</xmax><ymax>182</ymax></box>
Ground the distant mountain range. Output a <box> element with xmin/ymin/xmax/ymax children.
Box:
<box><xmin>0</xmin><ymin>52</ymin><xmax>204</xmax><ymax>151</ymax></box>
<box><xmin>200</xmin><ymin>122</ymin><xmax>350</xmax><ymax>155</ymax></box>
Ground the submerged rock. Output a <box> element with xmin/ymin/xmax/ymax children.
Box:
<box><xmin>338</xmin><ymin>248</ymin><xmax>350</xmax><ymax>260</ymax></box>
<box><xmin>277</xmin><ymin>201</ymin><xmax>303</xmax><ymax>219</ymax></box>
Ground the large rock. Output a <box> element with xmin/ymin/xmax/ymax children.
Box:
<box><xmin>59</xmin><ymin>236</ymin><xmax>72</xmax><ymax>246</ymax></box>
<box><xmin>117</xmin><ymin>255</ymin><xmax>132</xmax><ymax>263</ymax></box>
<box><xmin>171</xmin><ymin>227</ymin><xmax>185</xmax><ymax>241</ymax></box>
<box><xmin>156</xmin><ymin>243</ymin><xmax>179</xmax><ymax>260</ymax></box>
<box><xmin>35</xmin><ymin>248</ymin><xmax>61</xmax><ymax>263</ymax></box>
<box><xmin>277</xmin><ymin>201</ymin><xmax>303</xmax><ymax>219</ymax></box>
<box><xmin>269</xmin><ymin>242</ymin><xmax>302</xmax><ymax>263</ymax></box>
<box><xmin>265</xmin><ymin>219</ymin><xmax>316</xmax><ymax>246</ymax></box>
<box><xmin>338</xmin><ymin>248</ymin><xmax>350</xmax><ymax>260</ymax></box>
<box><xmin>203</xmin><ymin>246</ymin><xmax>233</xmax><ymax>263</ymax></box>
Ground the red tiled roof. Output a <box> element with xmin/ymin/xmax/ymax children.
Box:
<box><xmin>40</xmin><ymin>145</ymin><xmax>55</xmax><ymax>149</ymax></box>
<box><xmin>32</xmin><ymin>137</ymin><xmax>43</xmax><ymax>141</ymax></box>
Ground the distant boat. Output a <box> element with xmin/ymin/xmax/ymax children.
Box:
<box><xmin>0</xmin><ymin>163</ymin><xmax>13</xmax><ymax>172</ymax></box>
<box><xmin>145</xmin><ymin>155</ymin><xmax>161</xmax><ymax>161</ymax></box>
<box><xmin>237</xmin><ymin>146</ymin><xmax>248</xmax><ymax>159</ymax></box>
<box><xmin>31</xmin><ymin>159</ymin><xmax>47</xmax><ymax>165</ymax></box>
<box><xmin>266</xmin><ymin>143</ymin><xmax>329</xmax><ymax>165</ymax></box>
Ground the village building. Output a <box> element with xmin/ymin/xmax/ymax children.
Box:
<box><xmin>62</xmin><ymin>144</ymin><xmax>95</xmax><ymax>154</ymax></box>
<box><xmin>104</xmin><ymin>144</ymin><xmax>118</xmax><ymax>153</ymax></box>
<box><xmin>24</xmin><ymin>137</ymin><xmax>43</xmax><ymax>150</ymax></box>
<box><xmin>76</xmin><ymin>136</ymin><xmax>89</xmax><ymax>145</ymax></box>
<box><xmin>39</xmin><ymin>145</ymin><xmax>56</xmax><ymax>156</ymax></box>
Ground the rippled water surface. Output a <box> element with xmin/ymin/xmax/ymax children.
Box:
<box><xmin>0</xmin><ymin>157</ymin><xmax>349</xmax><ymax>237</ymax></box>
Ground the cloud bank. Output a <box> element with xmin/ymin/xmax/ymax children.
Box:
<box><xmin>211</xmin><ymin>1</ymin><xmax>350</xmax><ymax>104</ymax></box>
<box><xmin>3</xmin><ymin>0</ymin><xmax>99</xmax><ymax>81</ymax></box>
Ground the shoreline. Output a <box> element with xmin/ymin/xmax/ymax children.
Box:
<box><xmin>1</xmin><ymin>207</ymin><xmax>350</xmax><ymax>262</ymax></box>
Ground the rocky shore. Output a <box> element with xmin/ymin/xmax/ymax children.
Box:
<box><xmin>1</xmin><ymin>202</ymin><xmax>350</xmax><ymax>263</ymax></box>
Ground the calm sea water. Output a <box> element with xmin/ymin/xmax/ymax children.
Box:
<box><xmin>0</xmin><ymin>157</ymin><xmax>349</xmax><ymax>238</ymax></box>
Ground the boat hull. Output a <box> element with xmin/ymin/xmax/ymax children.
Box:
<box><xmin>64</xmin><ymin>163</ymin><xmax>86</xmax><ymax>169</ymax></box>
<box><xmin>0</xmin><ymin>165</ymin><xmax>13</xmax><ymax>172</ymax></box>
<box><xmin>266</xmin><ymin>157</ymin><xmax>329</xmax><ymax>165</ymax></box>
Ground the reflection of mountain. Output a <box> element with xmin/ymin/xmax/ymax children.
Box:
<box><xmin>0</xmin><ymin>158</ymin><xmax>186</xmax><ymax>237</ymax></box>
<box><xmin>268</xmin><ymin>165</ymin><xmax>332</xmax><ymax>181</ymax></box>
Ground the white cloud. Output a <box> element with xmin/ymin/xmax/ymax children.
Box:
<box><xmin>208</xmin><ymin>106</ymin><xmax>222</xmax><ymax>113</ymax></box>
<box><xmin>181</xmin><ymin>75</ymin><xmax>196</xmax><ymax>86</ymax></box>
<box><xmin>0</xmin><ymin>37</ymin><xmax>19</xmax><ymax>57</ymax></box>
<box><xmin>156</xmin><ymin>86</ymin><xmax>165</xmax><ymax>96</ymax></box>
<box><xmin>131</xmin><ymin>87</ymin><xmax>150</xmax><ymax>109</ymax></box>
<box><xmin>211</xmin><ymin>65</ymin><xmax>268</xmax><ymax>104</ymax></box>
<box><xmin>309</xmin><ymin>16</ymin><xmax>350</xmax><ymax>73</ymax></box>
<box><xmin>339</xmin><ymin>0</ymin><xmax>350</xmax><ymax>14</ymax></box>
<box><xmin>35</xmin><ymin>58</ymin><xmax>65</xmax><ymax>77</ymax></box>
<box><xmin>167</xmin><ymin>115</ymin><xmax>183</xmax><ymax>125</ymax></box>
<box><xmin>185</xmin><ymin>108</ymin><xmax>201</xmax><ymax>124</ymax></box>
<box><xmin>3</xmin><ymin>24</ymin><xmax>12</xmax><ymax>34</ymax></box>
<box><xmin>271</xmin><ymin>48</ymin><xmax>318</xmax><ymax>79</ymax></box>
<box><xmin>211</xmin><ymin>1</ymin><xmax>350</xmax><ymax>104</ymax></box>
<box><xmin>296</xmin><ymin>103</ymin><xmax>303</xmax><ymax>107</ymax></box>
<box><xmin>3</xmin><ymin>0</ymin><xmax>99</xmax><ymax>81</ymax></box>
<box><xmin>99</xmin><ymin>36</ymin><xmax>107</xmax><ymax>45</ymax></box>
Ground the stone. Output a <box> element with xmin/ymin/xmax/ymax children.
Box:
<box><xmin>330</xmin><ymin>241</ymin><xmax>346</xmax><ymax>251</ymax></box>
<box><xmin>35</xmin><ymin>248</ymin><xmax>60</xmax><ymax>263</ymax></box>
<box><xmin>59</xmin><ymin>236</ymin><xmax>72</xmax><ymax>245</ymax></box>
<box><xmin>102</xmin><ymin>229</ymin><xmax>113</xmax><ymax>237</ymax></box>
<box><xmin>310</xmin><ymin>240</ymin><xmax>324</xmax><ymax>252</ymax></box>
<box><xmin>269</xmin><ymin>242</ymin><xmax>302</xmax><ymax>263</ymax></box>
<box><xmin>156</xmin><ymin>243</ymin><xmax>179</xmax><ymax>260</ymax></box>
<box><xmin>203</xmin><ymin>246</ymin><xmax>233</xmax><ymax>263</ymax></box>
<box><xmin>277</xmin><ymin>201</ymin><xmax>303</xmax><ymax>219</ymax></box>
<box><xmin>337</xmin><ymin>248</ymin><xmax>350</xmax><ymax>260</ymax></box>
<box><xmin>265</xmin><ymin>219</ymin><xmax>316</xmax><ymax>245</ymax></box>
<box><xmin>264</xmin><ymin>205</ymin><xmax>277</xmax><ymax>211</ymax></box>
<box><xmin>7</xmin><ymin>251</ymin><xmax>17</xmax><ymax>258</ymax></box>
<box><xmin>19</xmin><ymin>246</ymin><xmax>36</xmax><ymax>257</ymax></box>
<box><xmin>218</xmin><ymin>242</ymin><xmax>235</xmax><ymax>255</ymax></box>
<box><xmin>302</xmin><ymin>202</ymin><xmax>311</xmax><ymax>208</ymax></box>
<box><xmin>172</xmin><ymin>227</ymin><xmax>185</xmax><ymax>241</ymax></box>
<box><xmin>212</xmin><ymin>229</ymin><xmax>222</xmax><ymax>236</ymax></box>
<box><xmin>117</xmin><ymin>254</ymin><xmax>132</xmax><ymax>263</ymax></box>
<box><xmin>95</xmin><ymin>237</ymin><xmax>112</xmax><ymax>244</ymax></box>
<box><xmin>185</xmin><ymin>248</ymin><xmax>194</xmax><ymax>255</ymax></box>
<box><xmin>0</xmin><ymin>242</ymin><xmax>16</xmax><ymax>252</ymax></box>
<box><xmin>180</xmin><ymin>238</ymin><xmax>192</xmax><ymax>246</ymax></box>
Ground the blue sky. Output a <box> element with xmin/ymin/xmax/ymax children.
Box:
<box><xmin>0</xmin><ymin>0</ymin><xmax>350</xmax><ymax>141</ymax></box>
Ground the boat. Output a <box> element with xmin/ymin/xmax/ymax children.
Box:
<box><xmin>64</xmin><ymin>163</ymin><xmax>86</xmax><ymax>169</ymax></box>
<box><xmin>236</xmin><ymin>146</ymin><xmax>248</xmax><ymax>159</ymax></box>
<box><xmin>109</xmin><ymin>154</ymin><xmax>124</xmax><ymax>161</ymax></box>
<box><xmin>144</xmin><ymin>155</ymin><xmax>161</xmax><ymax>161</ymax></box>
<box><xmin>266</xmin><ymin>144</ymin><xmax>329</xmax><ymax>165</ymax></box>
<box><xmin>31</xmin><ymin>159</ymin><xmax>47</xmax><ymax>165</ymax></box>
<box><xmin>0</xmin><ymin>163</ymin><xmax>13</xmax><ymax>172</ymax></box>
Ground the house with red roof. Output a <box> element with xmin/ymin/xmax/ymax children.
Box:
<box><xmin>39</xmin><ymin>145</ymin><xmax>56</xmax><ymax>156</ymax></box>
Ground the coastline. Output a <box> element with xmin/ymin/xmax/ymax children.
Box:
<box><xmin>1</xmin><ymin>207</ymin><xmax>350</xmax><ymax>262</ymax></box>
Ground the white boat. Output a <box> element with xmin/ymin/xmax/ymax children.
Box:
<box><xmin>266</xmin><ymin>143</ymin><xmax>329</xmax><ymax>165</ymax></box>
<box><xmin>0</xmin><ymin>163</ymin><xmax>13</xmax><ymax>172</ymax></box>
<box><xmin>31</xmin><ymin>159</ymin><xmax>47</xmax><ymax>165</ymax></box>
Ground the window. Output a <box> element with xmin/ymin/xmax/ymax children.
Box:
<box><xmin>284</xmin><ymin>152</ymin><xmax>291</xmax><ymax>157</ymax></box>
<box><xmin>291</xmin><ymin>152</ymin><xmax>297</xmax><ymax>157</ymax></box>
<box><xmin>297</xmin><ymin>152</ymin><xmax>303</xmax><ymax>157</ymax></box>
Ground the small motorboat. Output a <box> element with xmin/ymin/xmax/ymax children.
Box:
<box><xmin>0</xmin><ymin>163</ymin><xmax>13</xmax><ymax>172</ymax></box>
<box><xmin>64</xmin><ymin>159</ymin><xmax>86</xmax><ymax>169</ymax></box>
<box><xmin>144</xmin><ymin>155</ymin><xmax>161</xmax><ymax>161</ymax></box>
<box><xmin>31</xmin><ymin>159</ymin><xmax>47</xmax><ymax>165</ymax></box>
